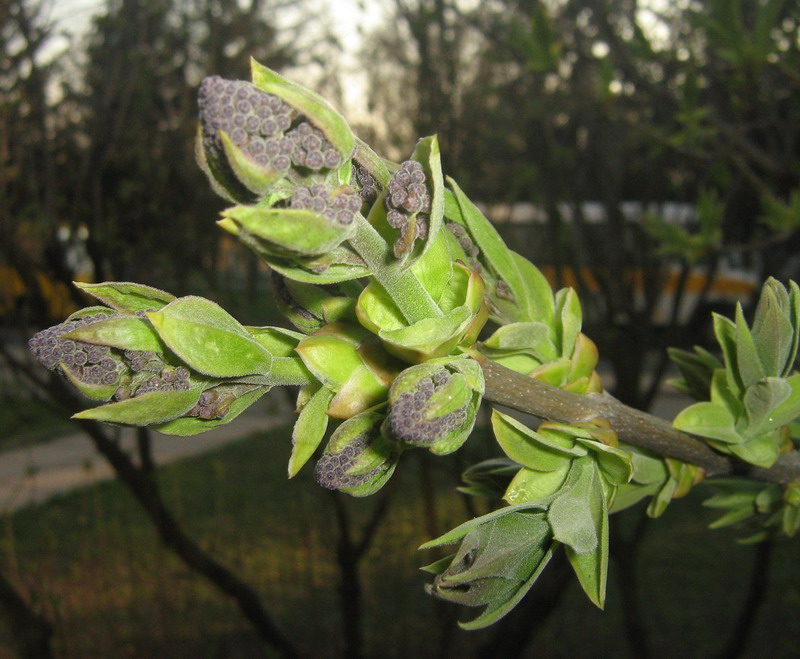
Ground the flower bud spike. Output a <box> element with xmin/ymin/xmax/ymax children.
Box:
<box><xmin>385</xmin><ymin>358</ymin><xmax>483</xmax><ymax>455</ymax></box>
<box><xmin>250</xmin><ymin>60</ymin><xmax>356</xmax><ymax>166</ymax></box>
<box><xmin>197</xmin><ymin>76</ymin><xmax>296</xmax><ymax>201</ymax></box>
<box><xmin>314</xmin><ymin>410</ymin><xmax>402</xmax><ymax>496</ymax></box>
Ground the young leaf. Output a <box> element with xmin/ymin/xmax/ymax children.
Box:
<box><xmin>148</xmin><ymin>296</ymin><xmax>273</xmax><ymax>378</ymax></box>
<box><xmin>554</xmin><ymin>287</ymin><xmax>582</xmax><ymax>358</ymax></box>
<box><xmin>673</xmin><ymin>401</ymin><xmax>742</xmax><ymax>444</ymax></box>
<box><xmin>154</xmin><ymin>386</ymin><xmax>269</xmax><ymax>436</ymax></box>
<box><xmin>75</xmin><ymin>281</ymin><xmax>175</xmax><ymax>313</ymax></box>
<box><xmin>73</xmin><ymin>386</ymin><xmax>203</xmax><ymax>425</ymax></box>
<box><xmin>492</xmin><ymin>410</ymin><xmax>587</xmax><ymax>472</ymax></box>
<box><xmin>547</xmin><ymin>460</ymin><xmax>601</xmax><ymax>555</ymax></box>
<box><xmin>62</xmin><ymin>315</ymin><xmax>166</xmax><ymax>353</ymax></box>
<box><xmin>735</xmin><ymin>303</ymin><xmax>766</xmax><ymax>387</ymax></box>
<box><xmin>742</xmin><ymin>377</ymin><xmax>792</xmax><ymax>434</ymax></box>
<box><xmin>504</xmin><ymin>464</ymin><xmax>571</xmax><ymax>504</ymax></box>
<box><xmin>288</xmin><ymin>385</ymin><xmax>335</xmax><ymax>477</ymax></box>
<box><xmin>564</xmin><ymin>483</ymin><xmax>609</xmax><ymax>608</ymax></box>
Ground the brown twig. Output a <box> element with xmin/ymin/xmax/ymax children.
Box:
<box><xmin>478</xmin><ymin>357</ymin><xmax>800</xmax><ymax>485</ymax></box>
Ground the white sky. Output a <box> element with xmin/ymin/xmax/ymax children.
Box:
<box><xmin>40</xmin><ymin>0</ymin><xmax>384</xmax><ymax>114</ymax></box>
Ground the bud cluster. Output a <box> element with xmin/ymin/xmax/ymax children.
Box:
<box><xmin>385</xmin><ymin>161</ymin><xmax>431</xmax><ymax>255</ymax></box>
<box><xmin>285</xmin><ymin>122</ymin><xmax>342</xmax><ymax>171</ymax></box>
<box><xmin>199</xmin><ymin>76</ymin><xmax>295</xmax><ymax>172</ymax></box>
<box><xmin>388</xmin><ymin>370</ymin><xmax>467</xmax><ymax>446</ymax></box>
<box><xmin>446</xmin><ymin>221</ymin><xmax>481</xmax><ymax>272</ymax></box>
<box><xmin>353</xmin><ymin>162</ymin><xmax>381</xmax><ymax>207</ymax></box>
<box><xmin>187</xmin><ymin>389</ymin><xmax>234</xmax><ymax>420</ymax></box>
<box><xmin>29</xmin><ymin>316</ymin><xmax>121</xmax><ymax>387</ymax></box>
<box><xmin>315</xmin><ymin>433</ymin><xmax>379</xmax><ymax>490</ymax></box>
<box><xmin>289</xmin><ymin>184</ymin><xmax>362</xmax><ymax>226</ymax></box>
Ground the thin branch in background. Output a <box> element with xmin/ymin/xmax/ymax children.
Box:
<box><xmin>714</xmin><ymin>539</ymin><xmax>776</xmax><ymax>659</ymax></box>
<box><xmin>1</xmin><ymin>346</ymin><xmax>299</xmax><ymax>657</ymax></box>
<box><xmin>0</xmin><ymin>569</ymin><xmax>53</xmax><ymax>659</ymax></box>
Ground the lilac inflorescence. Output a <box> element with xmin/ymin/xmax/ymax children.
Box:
<box><xmin>285</xmin><ymin>121</ymin><xmax>342</xmax><ymax>171</ymax></box>
<box><xmin>29</xmin><ymin>315</ymin><xmax>121</xmax><ymax>387</ymax></box>
<box><xmin>445</xmin><ymin>221</ymin><xmax>482</xmax><ymax>273</ymax></box>
<box><xmin>353</xmin><ymin>162</ymin><xmax>382</xmax><ymax>207</ymax></box>
<box><xmin>199</xmin><ymin>76</ymin><xmax>295</xmax><ymax>172</ymax></box>
<box><xmin>315</xmin><ymin>434</ymin><xmax>377</xmax><ymax>490</ymax></box>
<box><xmin>388</xmin><ymin>371</ymin><xmax>467</xmax><ymax>446</ymax></box>
<box><xmin>385</xmin><ymin>160</ymin><xmax>431</xmax><ymax>257</ymax></box>
<box><xmin>290</xmin><ymin>184</ymin><xmax>363</xmax><ymax>226</ymax></box>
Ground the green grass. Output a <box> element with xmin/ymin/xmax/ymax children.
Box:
<box><xmin>0</xmin><ymin>425</ymin><xmax>797</xmax><ymax>657</ymax></box>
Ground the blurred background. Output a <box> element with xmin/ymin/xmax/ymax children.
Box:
<box><xmin>1</xmin><ymin>0</ymin><xmax>799</xmax><ymax>656</ymax></box>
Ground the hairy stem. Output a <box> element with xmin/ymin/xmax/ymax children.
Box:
<box><xmin>349</xmin><ymin>216</ymin><xmax>442</xmax><ymax>323</ymax></box>
<box><xmin>478</xmin><ymin>357</ymin><xmax>800</xmax><ymax>485</ymax></box>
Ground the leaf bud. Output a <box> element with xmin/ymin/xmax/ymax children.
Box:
<box><xmin>220</xmin><ymin>184</ymin><xmax>361</xmax><ymax>268</ymax></box>
<box><xmin>314</xmin><ymin>410</ymin><xmax>402</xmax><ymax>496</ymax></box>
<box><xmin>421</xmin><ymin>507</ymin><xmax>552</xmax><ymax>629</ymax></box>
<box><xmin>295</xmin><ymin>322</ymin><xmax>403</xmax><ymax>419</ymax></box>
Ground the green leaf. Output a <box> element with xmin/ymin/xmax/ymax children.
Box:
<box><xmin>554</xmin><ymin>287</ymin><xmax>582</xmax><ymax>357</ymax></box>
<box><xmin>75</xmin><ymin>281</ymin><xmax>175</xmax><ymax>313</ymax></box>
<box><xmin>446</xmin><ymin>178</ymin><xmax>533</xmax><ymax>318</ymax></box>
<box><xmin>547</xmin><ymin>460</ymin><xmax>602</xmax><ymax>555</ymax></box>
<box><xmin>267</xmin><ymin>253</ymin><xmax>371</xmax><ymax>285</ymax></box>
<box><xmin>422</xmin><ymin>508</ymin><xmax>554</xmax><ymax>630</ymax></box>
<box><xmin>492</xmin><ymin>410</ymin><xmax>586</xmax><ymax>472</ymax></box>
<box><xmin>148</xmin><ymin>297</ymin><xmax>273</xmax><ymax>378</ymax></box>
<box><xmin>62</xmin><ymin>315</ymin><xmax>165</xmax><ymax>353</ymax></box>
<box><xmin>288</xmin><ymin>385</ymin><xmax>335</xmax><ymax>477</ymax></box>
<box><xmin>405</xmin><ymin>135</ymin><xmax>445</xmax><ymax>265</ymax></box>
<box><xmin>710</xmin><ymin>369</ymin><xmax>743</xmax><ymax>416</ymax></box>
<box><xmin>73</xmin><ymin>386</ymin><xmax>203</xmax><ymax>425</ymax></box>
<box><xmin>295</xmin><ymin>325</ymin><xmax>366</xmax><ymax>389</ymax></box>
<box><xmin>728</xmin><ymin>434</ymin><xmax>780</xmax><ymax>468</ymax></box>
<box><xmin>511</xmin><ymin>251</ymin><xmax>555</xmax><ymax>326</ymax></box>
<box><xmin>735</xmin><ymin>303</ymin><xmax>766</xmax><ymax>387</ymax></box>
<box><xmin>713</xmin><ymin>313</ymin><xmax>743</xmax><ymax>395</ymax></box>
<box><xmin>565</xmin><ymin>481</ymin><xmax>609</xmax><ymax>608</ymax></box>
<box><xmin>459</xmin><ymin>458</ymin><xmax>520</xmax><ymax>499</ymax></box>
<box><xmin>673</xmin><ymin>401</ymin><xmax>742</xmax><ymax>444</ymax></box>
<box><xmin>482</xmin><ymin>322</ymin><xmax>556</xmax><ymax>361</ymax></box>
<box><xmin>762</xmin><ymin>373</ymin><xmax>800</xmax><ymax>431</ymax></box>
<box><xmin>751</xmin><ymin>281</ymin><xmax>794</xmax><ymax>377</ymax></box>
<box><xmin>668</xmin><ymin>345</ymin><xmax>721</xmax><ymax>401</ymax></box>
<box><xmin>154</xmin><ymin>386</ymin><xmax>269</xmax><ymax>436</ymax></box>
<box><xmin>218</xmin><ymin>130</ymin><xmax>286</xmax><ymax>196</ymax></box>
<box><xmin>576</xmin><ymin>439</ymin><xmax>633</xmax><ymax>486</ymax></box>
<box><xmin>378</xmin><ymin>305</ymin><xmax>474</xmax><ymax>361</ymax></box>
<box><xmin>647</xmin><ymin>476</ymin><xmax>678</xmax><ymax>518</ymax></box>
<box><xmin>627</xmin><ymin>447</ymin><xmax>669</xmax><ymax>485</ymax></box>
<box><xmin>459</xmin><ymin>544</ymin><xmax>554</xmax><ymax>630</ymax></box>
<box><xmin>419</xmin><ymin>502</ymin><xmax>547</xmax><ymax>549</ymax></box>
<box><xmin>246</xmin><ymin>326</ymin><xmax>304</xmax><ymax>356</ymax></box>
<box><xmin>504</xmin><ymin>464</ymin><xmax>571</xmax><ymax>504</ymax></box>
<box><xmin>742</xmin><ymin>377</ymin><xmax>792</xmax><ymax>434</ymax></box>
<box><xmin>223</xmin><ymin>206</ymin><xmax>354</xmax><ymax>257</ymax></box>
